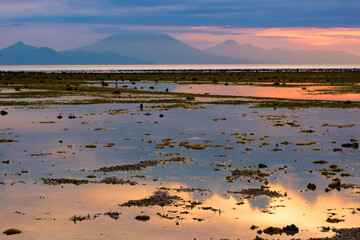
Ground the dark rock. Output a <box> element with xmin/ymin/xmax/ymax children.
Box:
<box><xmin>135</xmin><ymin>215</ymin><xmax>150</xmax><ymax>221</ymax></box>
<box><xmin>328</xmin><ymin>178</ymin><xmax>341</xmax><ymax>191</ymax></box>
<box><xmin>307</xmin><ymin>183</ymin><xmax>317</xmax><ymax>191</ymax></box>
<box><xmin>263</xmin><ymin>226</ymin><xmax>283</xmax><ymax>235</ymax></box>
<box><xmin>3</xmin><ymin>228</ymin><xmax>22</xmax><ymax>235</ymax></box>
<box><xmin>0</xmin><ymin>110</ymin><xmax>8</xmax><ymax>116</ymax></box>
<box><xmin>283</xmin><ymin>224</ymin><xmax>299</xmax><ymax>236</ymax></box>
<box><xmin>341</xmin><ymin>143</ymin><xmax>352</xmax><ymax>148</ymax></box>
<box><xmin>258</xmin><ymin>163</ymin><xmax>268</xmax><ymax>169</ymax></box>
<box><xmin>344</xmin><ymin>100</ymin><xmax>352</xmax><ymax>104</ymax></box>
<box><xmin>320</xmin><ymin>226</ymin><xmax>330</xmax><ymax>232</ymax></box>
<box><xmin>112</xmin><ymin>91</ymin><xmax>121</xmax><ymax>94</ymax></box>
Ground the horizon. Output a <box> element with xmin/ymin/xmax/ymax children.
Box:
<box><xmin>1</xmin><ymin>0</ymin><xmax>360</xmax><ymax>56</ymax></box>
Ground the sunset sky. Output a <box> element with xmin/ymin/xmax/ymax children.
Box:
<box><xmin>1</xmin><ymin>0</ymin><xmax>360</xmax><ymax>55</ymax></box>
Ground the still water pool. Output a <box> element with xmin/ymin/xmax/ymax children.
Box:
<box><xmin>0</xmin><ymin>104</ymin><xmax>359</xmax><ymax>239</ymax></box>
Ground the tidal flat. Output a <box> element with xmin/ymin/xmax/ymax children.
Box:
<box><xmin>0</xmin><ymin>70</ymin><xmax>359</xmax><ymax>240</ymax></box>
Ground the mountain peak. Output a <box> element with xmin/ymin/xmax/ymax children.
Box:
<box><xmin>4</xmin><ymin>41</ymin><xmax>37</xmax><ymax>51</ymax></box>
<box><xmin>13</xmin><ymin>41</ymin><xmax>25</xmax><ymax>46</ymax></box>
<box><xmin>222</xmin><ymin>39</ymin><xmax>239</xmax><ymax>45</ymax></box>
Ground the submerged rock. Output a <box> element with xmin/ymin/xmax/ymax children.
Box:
<box><xmin>307</xmin><ymin>183</ymin><xmax>317</xmax><ymax>191</ymax></box>
<box><xmin>263</xmin><ymin>226</ymin><xmax>283</xmax><ymax>235</ymax></box>
<box><xmin>0</xmin><ymin>110</ymin><xmax>8</xmax><ymax>116</ymax></box>
<box><xmin>135</xmin><ymin>215</ymin><xmax>150</xmax><ymax>221</ymax></box>
<box><xmin>3</xmin><ymin>228</ymin><xmax>22</xmax><ymax>235</ymax></box>
<box><xmin>258</xmin><ymin>163</ymin><xmax>268</xmax><ymax>169</ymax></box>
<box><xmin>283</xmin><ymin>224</ymin><xmax>299</xmax><ymax>235</ymax></box>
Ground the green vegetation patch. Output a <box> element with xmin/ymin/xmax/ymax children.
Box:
<box><xmin>225</xmin><ymin>169</ymin><xmax>269</xmax><ymax>183</ymax></box>
<box><xmin>40</xmin><ymin>178</ymin><xmax>89</xmax><ymax>185</ymax></box>
<box><xmin>120</xmin><ymin>191</ymin><xmax>181</xmax><ymax>207</ymax></box>
<box><xmin>95</xmin><ymin>157</ymin><xmax>191</xmax><ymax>172</ymax></box>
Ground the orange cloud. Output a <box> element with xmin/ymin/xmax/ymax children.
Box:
<box><xmin>169</xmin><ymin>26</ymin><xmax>360</xmax><ymax>55</ymax></box>
<box><xmin>190</xmin><ymin>26</ymin><xmax>210</xmax><ymax>29</ymax></box>
<box><xmin>255</xmin><ymin>27</ymin><xmax>360</xmax><ymax>46</ymax></box>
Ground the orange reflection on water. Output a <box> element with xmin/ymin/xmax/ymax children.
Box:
<box><xmin>200</xmin><ymin>183</ymin><xmax>360</xmax><ymax>239</ymax></box>
<box><xmin>174</xmin><ymin>84</ymin><xmax>360</xmax><ymax>101</ymax></box>
<box><xmin>1</xmin><ymin>182</ymin><xmax>359</xmax><ymax>240</ymax></box>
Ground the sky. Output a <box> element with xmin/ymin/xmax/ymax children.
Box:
<box><xmin>1</xmin><ymin>0</ymin><xmax>360</xmax><ymax>55</ymax></box>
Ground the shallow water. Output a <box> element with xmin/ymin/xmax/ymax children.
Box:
<box><xmin>174</xmin><ymin>84</ymin><xmax>360</xmax><ymax>101</ymax></box>
<box><xmin>0</xmin><ymin>104</ymin><xmax>359</xmax><ymax>239</ymax></box>
<box><xmin>0</xmin><ymin>96</ymin><xmax>95</xmax><ymax>102</ymax></box>
<box><xmin>90</xmin><ymin>80</ymin><xmax>360</xmax><ymax>101</ymax></box>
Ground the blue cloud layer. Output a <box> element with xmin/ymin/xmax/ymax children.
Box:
<box><xmin>1</xmin><ymin>0</ymin><xmax>359</xmax><ymax>27</ymax></box>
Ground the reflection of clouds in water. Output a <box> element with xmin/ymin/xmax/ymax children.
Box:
<box><xmin>1</xmin><ymin>182</ymin><xmax>359</xmax><ymax>239</ymax></box>
<box><xmin>1</xmin><ymin>104</ymin><xmax>359</xmax><ymax>239</ymax></box>
<box><xmin>0</xmin><ymin>107</ymin><xmax>75</xmax><ymax>133</ymax></box>
<box><xmin>247</xmin><ymin>196</ymin><xmax>270</xmax><ymax>210</ymax></box>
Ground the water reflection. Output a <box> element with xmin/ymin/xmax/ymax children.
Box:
<box><xmin>88</xmin><ymin>80</ymin><xmax>360</xmax><ymax>101</ymax></box>
<box><xmin>1</xmin><ymin>104</ymin><xmax>359</xmax><ymax>239</ymax></box>
<box><xmin>174</xmin><ymin>84</ymin><xmax>360</xmax><ymax>101</ymax></box>
<box><xmin>1</xmin><ymin>182</ymin><xmax>359</xmax><ymax>240</ymax></box>
<box><xmin>0</xmin><ymin>96</ymin><xmax>95</xmax><ymax>102</ymax></box>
